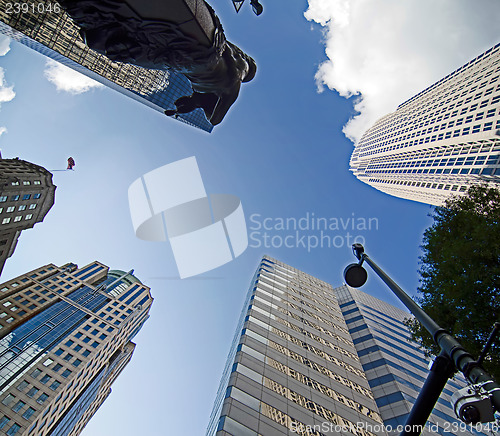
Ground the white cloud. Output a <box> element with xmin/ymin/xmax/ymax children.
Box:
<box><xmin>0</xmin><ymin>67</ymin><xmax>15</xmax><ymax>104</ymax></box>
<box><xmin>0</xmin><ymin>35</ymin><xmax>10</xmax><ymax>56</ymax></box>
<box><xmin>305</xmin><ymin>0</ymin><xmax>500</xmax><ymax>143</ymax></box>
<box><xmin>0</xmin><ymin>127</ymin><xmax>7</xmax><ymax>137</ymax></box>
<box><xmin>44</xmin><ymin>59</ymin><xmax>104</xmax><ymax>94</ymax></box>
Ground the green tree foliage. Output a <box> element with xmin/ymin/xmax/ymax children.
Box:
<box><xmin>406</xmin><ymin>185</ymin><xmax>500</xmax><ymax>382</ymax></box>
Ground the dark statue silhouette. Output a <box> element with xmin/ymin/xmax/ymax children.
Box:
<box><xmin>58</xmin><ymin>0</ymin><xmax>256</xmax><ymax>126</ymax></box>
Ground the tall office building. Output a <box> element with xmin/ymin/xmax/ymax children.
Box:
<box><xmin>350</xmin><ymin>43</ymin><xmax>500</xmax><ymax>205</ymax></box>
<box><xmin>0</xmin><ymin>261</ymin><xmax>153</xmax><ymax>436</ymax></box>
<box><xmin>207</xmin><ymin>257</ymin><xmax>475</xmax><ymax>436</ymax></box>
<box><xmin>0</xmin><ymin>156</ymin><xmax>56</xmax><ymax>276</ymax></box>
<box><xmin>335</xmin><ymin>285</ymin><xmax>468</xmax><ymax>435</ymax></box>
<box><xmin>0</xmin><ymin>0</ymin><xmax>213</xmax><ymax>132</ymax></box>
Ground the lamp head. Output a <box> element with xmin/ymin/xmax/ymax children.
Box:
<box><xmin>352</xmin><ymin>243</ymin><xmax>365</xmax><ymax>260</ymax></box>
<box><xmin>343</xmin><ymin>263</ymin><xmax>368</xmax><ymax>288</ymax></box>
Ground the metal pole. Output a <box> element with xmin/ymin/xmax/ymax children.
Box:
<box><xmin>400</xmin><ymin>353</ymin><xmax>455</xmax><ymax>436</ymax></box>
<box><xmin>359</xmin><ymin>253</ymin><xmax>500</xmax><ymax>434</ymax></box>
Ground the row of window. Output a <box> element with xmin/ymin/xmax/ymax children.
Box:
<box><xmin>0</xmin><ymin>417</ymin><xmax>21</xmax><ymax>435</ymax></box>
<box><xmin>360</xmin><ymin>87</ymin><xmax>500</xmax><ymax>153</ymax></box>
<box><xmin>1</xmin><ymin>215</ymin><xmax>34</xmax><ymax>225</ymax></box>
<box><xmin>259</xmin><ymin>274</ymin><xmax>344</xmax><ymax>319</ymax></box>
<box><xmin>0</xmin><ymin>194</ymin><xmax>41</xmax><ymax>202</ymax></box>
<box><xmin>9</xmin><ymin>181</ymin><xmax>41</xmax><ymax>186</ymax></box>
<box><xmin>0</xmin><ymin>204</ymin><xmax>37</xmax><ymax>213</ymax></box>
<box><xmin>398</xmin><ymin>46</ymin><xmax>499</xmax><ymax>110</ymax></box>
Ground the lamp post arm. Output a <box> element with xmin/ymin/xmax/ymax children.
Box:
<box><xmin>361</xmin><ymin>253</ymin><xmax>500</xmax><ymax>415</ymax></box>
<box><xmin>362</xmin><ymin>255</ymin><xmax>442</xmax><ymax>338</ymax></box>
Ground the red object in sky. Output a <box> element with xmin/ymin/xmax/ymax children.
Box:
<box><xmin>67</xmin><ymin>157</ymin><xmax>75</xmax><ymax>170</ymax></box>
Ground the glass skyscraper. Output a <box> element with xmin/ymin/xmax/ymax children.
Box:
<box><xmin>207</xmin><ymin>256</ymin><xmax>477</xmax><ymax>436</ymax></box>
<box><xmin>0</xmin><ymin>0</ymin><xmax>213</xmax><ymax>132</ymax></box>
<box><xmin>350</xmin><ymin>43</ymin><xmax>500</xmax><ymax>205</ymax></box>
<box><xmin>0</xmin><ymin>261</ymin><xmax>152</xmax><ymax>436</ymax></box>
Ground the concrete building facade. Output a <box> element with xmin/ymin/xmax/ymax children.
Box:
<box><xmin>207</xmin><ymin>256</ymin><xmax>386</xmax><ymax>436</ymax></box>
<box><xmin>350</xmin><ymin>43</ymin><xmax>500</xmax><ymax>205</ymax></box>
<box><xmin>0</xmin><ymin>157</ymin><xmax>56</xmax><ymax>276</ymax></box>
<box><xmin>0</xmin><ymin>261</ymin><xmax>152</xmax><ymax>436</ymax></box>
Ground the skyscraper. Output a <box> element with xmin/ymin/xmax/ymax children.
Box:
<box><xmin>0</xmin><ymin>0</ymin><xmax>213</xmax><ymax>132</ymax></box>
<box><xmin>207</xmin><ymin>256</ymin><xmax>475</xmax><ymax>436</ymax></box>
<box><xmin>207</xmin><ymin>255</ymin><xmax>384</xmax><ymax>436</ymax></box>
<box><xmin>0</xmin><ymin>156</ymin><xmax>56</xmax><ymax>276</ymax></box>
<box><xmin>350</xmin><ymin>43</ymin><xmax>500</xmax><ymax>205</ymax></box>
<box><xmin>335</xmin><ymin>285</ymin><xmax>468</xmax><ymax>435</ymax></box>
<box><xmin>0</xmin><ymin>261</ymin><xmax>153</xmax><ymax>436</ymax></box>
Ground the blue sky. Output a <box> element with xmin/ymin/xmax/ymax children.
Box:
<box><xmin>0</xmin><ymin>1</ymin><xmax>499</xmax><ymax>435</ymax></box>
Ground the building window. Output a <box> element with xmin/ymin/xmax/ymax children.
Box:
<box><xmin>6</xmin><ymin>206</ymin><xmax>15</xmax><ymax>213</ymax></box>
<box><xmin>16</xmin><ymin>380</ymin><xmax>28</xmax><ymax>391</ymax></box>
<box><xmin>22</xmin><ymin>195</ymin><xmax>30</xmax><ymax>200</ymax></box>
<box><xmin>61</xmin><ymin>369</ymin><xmax>72</xmax><ymax>378</ymax></box>
<box><xmin>10</xmin><ymin>195</ymin><xmax>19</xmax><ymax>201</ymax></box>
<box><xmin>73</xmin><ymin>359</ymin><xmax>82</xmax><ymax>367</ymax></box>
<box><xmin>22</xmin><ymin>181</ymin><xmax>30</xmax><ymax>185</ymax></box>
<box><xmin>31</xmin><ymin>369</ymin><xmax>42</xmax><ymax>379</ymax></box>
<box><xmin>33</xmin><ymin>194</ymin><xmax>41</xmax><ymax>199</ymax></box>
<box><xmin>22</xmin><ymin>407</ymin><xmax>36</xmax><ymax>420</ymax></box>
<box><xmin>52</xmin><ymin>364</ymin><xmax>62</xmax><ymax>372</ymax></box>
<box><xmin>13</xmin><ymin>216</ymin><xmax>22</xmax><ymax>222</ymax></box>
<box><xmin>26</xmin><ymin>387</ymin><xmax>39</xmax><ymax>398</ymax></box>
<box><xmin>10</xmin><ymin>181</ymin><xmax>19</xmax><ymax>186</ymax></box>
<box><xmin>0</xmin><ymin>416</ymin><xmax>10</xmax><ymax>429</ymax></box>
<box><xmin>2</xmin><ymin>218</ymin><xmax>11</xmax><ymax>224</ymax></box>
<box><xmin>0</xmin><ymin>196</ymin><xmax>7</xmax><ymax>202</ymax></box>
<box><xmin>28</xmin><ymin>204</ymin><xmax>37</xmax><ymax>210</ymax></box>
<box><xmin>49</xmin><ymin>381</ymin><xmax>60</xmax><ymax>391</ymax></box>
<box><xmin>40</xmin><ymin>375</ymin><xmax>51</xmax><ymax>385</ymax></box>
<box><xmin>25</xmin><ymin>214</ymin><xmax>33</xmax><ymax>220</ymax></box>
<box><xmin>2</xmin><ymin>394</ymin><xmax>15</xmax><ymax>406</ymax></box>
<box><xmin>36</xmin><ymin>393</ymin><xmax>49</xmax><ymax>404</ymax></box>
<box><xmin>11</xmin><ymin>400</ymin><xmax>25</xmax><ymax>413</ymax></box>
<box><xmin>43</xmin><ymin>358</ymin><xmax>53</xmax><ymax>367</ymax></box>
<box><xmin>6</xmin><ymin>423</ymin><xmax>21</xmax><ymax>435</ymax></box>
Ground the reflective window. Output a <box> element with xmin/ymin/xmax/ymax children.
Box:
<box><xmin>22</xmin><ymin>407</ymin><xmax>36</xmax><ymax>420</ymax></box>
<box><xmin>6</xmin><ymin>423</ymin><xmax>21</xmax><ymax>435</ymax></box>
<box><xmin>11</xmin><ymin>400</ymin><xmax>26</xmax><ymax>413</ymax></box>
<box><xmin>26</xmin><ymin>387</ymin><xmax>39</xmax><ymax>398</ymax></box>
<box><xmin>16</xmin><ymin>380</ymin><xmax>29</xmax><ymax>391</ymax></box>
<box><xmin>2</xmin><ymin>394</ymin><xmax>15</xmax><ymax>406</ymax></box>
<box><xmin>36</xmin><ymin>393</ymin><xmax>49</xmax><ymax>404</ymax></box>
<box><xmin>49</xmin><ymin>381</ymin><xmax>60</xmax><ymax>391</ymax></box>
<box><xmin>0</xmin><ymin>416</ymin><xmax>9</xmax><ymax>429</ymax></box>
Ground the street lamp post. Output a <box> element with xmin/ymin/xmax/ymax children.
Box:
<box><xmin>343</xmin><ymin>244</ymin><xmax>500</xmax><ymax>436</ymax></box>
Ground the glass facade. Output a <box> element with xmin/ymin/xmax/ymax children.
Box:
<box><xmin>0</xmin><ymin>262</ymin><xmax>153</xmax><ymax>436</ymax></box>
<box><xmin>208</xmin><ymin>257</ymin><xmax>480</xmax><ymax>436</ymax></box>
<box><xmin>350</xmin><ymin>43</ymin><xmax>500</xmax><ymax>205</ymax></box>
<box><xmin>0</xmin><ymin>0</ymin><xmax>213</xmax><ymax>132</ymax></box>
